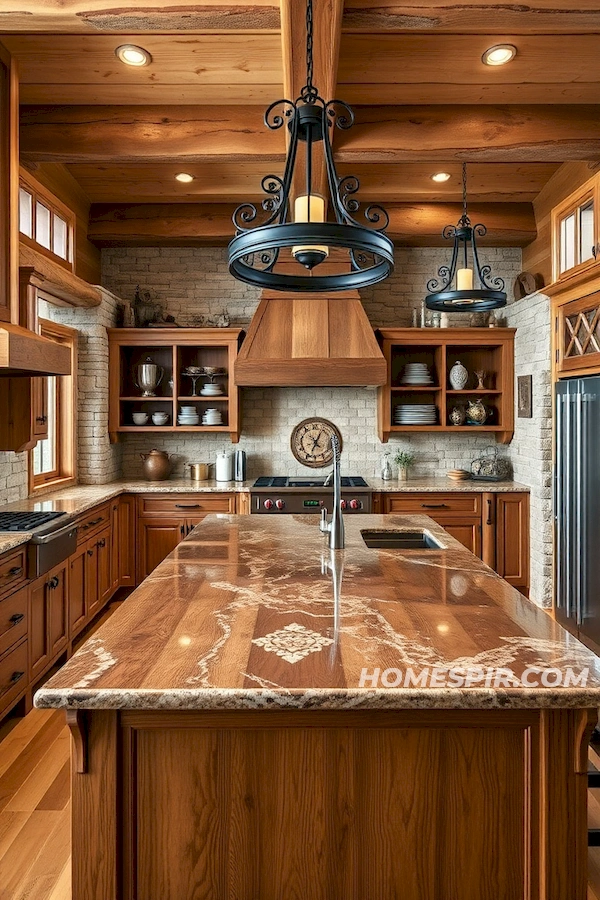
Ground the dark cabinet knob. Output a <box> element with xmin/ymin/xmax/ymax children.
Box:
<box><xmin>36</xmin><ymin>415</ymin><xmax>48</xmax><ymax>424</ymax></box>
<box><xmin>9</xmin><ymin>613</ymin><xmax>25</xmax><ymax>626</ymax></box>
<box><xmin>97</xmin><ymin>538</ymin><xmax>106</xmax><ymax>548</ymax></box>
<box><xmin>46</xmin><ymin>575</ymin><xmax>60</xmax><ymax>590</ymax></box>
<box><xmin>87</xmin><ymin>548</ymin><xmax>94</xmax><ymax>557</ymax></box>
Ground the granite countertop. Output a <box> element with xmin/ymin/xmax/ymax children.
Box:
<box><xmin>35</xmin><ymin>513</ymin><xmax>600</xmax><ymax>712</ymax></box>
<box><xmin>0</xmin><ymin>476</ymin><xmax>530</xmax><ymax>557</ymax></box>
<box><xmin>368</xmin><ymin>477</ymin><xmax>529</xmax><ymax>492</ymax></box>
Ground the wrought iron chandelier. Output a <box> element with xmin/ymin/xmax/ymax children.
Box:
<box><xmin>425</xmin><ymin>163</ymin><xmax>507</xmax><ymax>312</ymax></box>
<box><xmin>227</xmin><ymin>0</ymin><xmax>394</xmax><ymax>292</ymax></box>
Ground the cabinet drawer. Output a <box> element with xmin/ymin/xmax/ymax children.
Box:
<box><xmin>139</xmin><ymin>495</ymin><xmax>235</xmax><ymax>516</ymax></box>
<box><xmin>0</xmin><ymin>547</ymin><xmax>27</xmax><ymax>599</ymax></box>
<box><xmin>0</xmin><ymin>638</ymin><xmax>28</xmax><ymax>714</ymax></box>
<box><xmin>0</xmin><ymin>584</ymin><xmax>28</xmax><ymax>657</ymax></box>
<box><xmin>383</xmin><ymin>493</ymin><xmax>482</xmax><ymax>516</ymax></box>
<box><xmin>76</xmin><ymin>503</ymin><xmax>110</xmax><ymax>545</ymax></box>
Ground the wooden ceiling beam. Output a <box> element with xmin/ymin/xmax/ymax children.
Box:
<box><xmin>87</xmin><ymin>201</ymin><xmax>535</xmax><ymax>247</ymax></box>
<box><xmin>335</xmin><ymin>106</ymin><xmax>600</xmax><ymax>163</ymax></box>
<box><xmin>22</xmin><ymin>104</ymin><xmax>600</xmax><ymax>166</ymax></box>
<box><xmin>342</xmin><ymin>1</ymin><xmax>600</xmax><ymax>34</ymax></box>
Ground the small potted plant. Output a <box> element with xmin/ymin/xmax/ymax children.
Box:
<box><xmin>394</xmin><ymin>450</ymin><xmax>415</xmax><ymax>482</ymax></box>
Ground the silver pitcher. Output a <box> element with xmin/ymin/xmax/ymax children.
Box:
<box><xmin>134</xmin><ymin>356</ymin><xmax>164</xmax><ymax>397</ymax></box>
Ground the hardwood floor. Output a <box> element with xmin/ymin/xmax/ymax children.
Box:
<box><xmin>1</xmin><ymin>706</ymin><xmax>599</xmax><ymax>900</ymax></box>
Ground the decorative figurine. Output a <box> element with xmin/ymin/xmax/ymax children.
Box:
<box><xmin>449</xmin><ymin>406</ymin><xmax>466</xmax><ymax>426</ymax></box>
<box><xmin>466</xmin><ymin>399</ymin><xmax>488</xmax><ymax>425</ymax></box>
<box><xmin>449</xmin><ymin>360</ymin><xmax>469</xmax><ymax>390</ymax></box>
<box><xmin>474</xmin><ymin>369</ymin><xmax>487</xmax><ymax>389</ymax></box>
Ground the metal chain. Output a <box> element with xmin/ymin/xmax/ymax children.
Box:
<box><xmin>305</xmin><ymin>0</ymin><xmax>314</xmax><ymax>93</ymax></box>
<box><xmin>462</xmin><ymin>162</ymin><xmax>468</xmax><ymax>218</ymax></box>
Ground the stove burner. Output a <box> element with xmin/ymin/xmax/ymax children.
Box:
<box><xmin>0</xmin><ymin>511</ymin><xmax>67</xmax><ymax>532</ymax></box>
<box><xmin>253</xmin><ymin>476</ymin><xmax>369</xmax><ymax>488</ymax></box>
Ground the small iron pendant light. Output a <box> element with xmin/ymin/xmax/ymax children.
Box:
<box><xmin>228</xmin><ymin>0</ymin><xmax>394</xmax><ymax>292</ymax></box>
<box><xmin>425</xmin><ymin>164</ymin><xmax>507</xmax><ymax>312</ymax></box>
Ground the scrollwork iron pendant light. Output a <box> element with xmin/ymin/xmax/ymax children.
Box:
<box><xmin>227</xmin><ymin>0</ymin><xmax>394</xmax><ymax>292</ymax></box>
<box><xmin>425</xmin><ymin>164</ymin><xmax>507</xmax><ymax>312</ymax></box>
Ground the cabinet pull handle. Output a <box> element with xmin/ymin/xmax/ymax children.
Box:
<box><xmin>6</xmin><ymin>566</ymin><xmax>23</xmax><ymax>578</ymax></box>
<box><xmin>10</xmin><ymin>670</ymin><xmax>25</xmax><ymax>684</ymax></box>
<box><xmin>486</xmin><ymin>499</ymin><xmax>493</xmax><ymax>526</ymax></box>
<box><xmin>46</xmin><ymin>575</ymin><xmax>59</xmax><ymax>590</ymax></box>
<box><xmin>421</xmin><ymin>503</ymin><xmax>449</xmax><ymax>509</ymax></box>
<box><xmin>175</xmin><ymin>504</ymin><xmax>201</xmax><ymax>509</ymax></box>
<box><xmin>180</xmin><ymin>524</ymin><xmax>185</xmax><ymax>536</ymax></box>
<box><xmin>87</xmin><ymin>548</ymin><xmax>94</xmax><ymax>557</ymax></box>
<box><xmin>36</xmin><ymin>415</ymin><xmax>48</xmax><ymax>424</ymax></box>
<box><xmin>9</xmin><ymin>613</ymin><xmax>25</xmax><ymax>626</ymax></box>
<box><xmin>97</xmin><ymin>538</ymin><xmax>106</xmax><ymax>548</ymax></box>
<box><xmin>82</xmin><ymin>517</ymin><xmax>103</xmax><ymax>530</ymax></box>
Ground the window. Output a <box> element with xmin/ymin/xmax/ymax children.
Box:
<box><xmin>29</xmin><ymin>319</ymin><xmax>77</xmax><ymax>491</ymax></box>
<box><xmin>18</xmin><ymin>172</ymin><xmax>75</xmax><ymax>269</ymax></box>
<box><xmin>553</xmin><ymin>178</ymin><xmax>599</xmax><ymax>281</ymax></box>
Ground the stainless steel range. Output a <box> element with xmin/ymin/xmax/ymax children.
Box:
<box><xmin>250</xmin><ymin>476</ymin><xmax>372</xmax><ymax>514</ymax></box>
<box><xmin>0</xmin><ymin>511</ymin><xmax>78</xmax><ymax>577</ymax></box>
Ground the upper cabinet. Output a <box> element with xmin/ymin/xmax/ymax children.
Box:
<box><xmin>0</xmin><ymin>42</ymin><xmax>18</xmax><ymax>323</ymax></box>
<box><xmin>552</xmin><ymin>175</ymin><xmax>600</xmax><ymax>284</ymax></box>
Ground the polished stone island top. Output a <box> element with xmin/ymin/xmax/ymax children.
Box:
<box><xmin>35</xmin><ymin>513</ymin><xmax>600</xmax><ymax>712</ymax></box>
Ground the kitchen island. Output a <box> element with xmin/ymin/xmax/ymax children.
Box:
<box><xmin>36</xmin><ymin>513</ymin><xmax>600</xmax><ymax>900</ymax></box>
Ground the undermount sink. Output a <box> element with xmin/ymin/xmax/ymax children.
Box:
<box><xmin>361</xmin><ymin>530</ymin><xmax>443</xmax><ymax>550</ymax></box>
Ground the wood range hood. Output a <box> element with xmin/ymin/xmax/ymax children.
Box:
<box><xmin>235</xmin><ymin>290</ymin><xmax>386</xmax><ymax>387</ymax></box>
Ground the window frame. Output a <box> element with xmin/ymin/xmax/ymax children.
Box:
<box><xmin>552</xmin><ymin>175</ymin><xmax>600</xmax><ymax>284</ymax></box>
<box><xmin>18</xmin><ymin>169</ymin><xmax>75</xmax><ymax>272</ymax></box>
<box><xmin>29</xmin><ymin>318</ymin><xmax>78</xmax><ymax>494</ymax></box>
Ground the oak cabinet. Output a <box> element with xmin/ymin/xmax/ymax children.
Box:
<box><xmin>138</xmin><ymin>517</ymin><xmax>186</xmax><ymax>581</ymax></box>
<box><xmin>117</xmin><ymin>495</ymin><xmax>136</xmax><ymax>587</ymax></box>
<box><xmin>136</xmin><ymin>494</ymin><xmax>236</xmax><ymax>582</ymax></box>
<box><xmin>495</xmin><ymin>493</ymin><xmax>530</xmax><ymax>594</ymax></box>
<box><xmin>381</xmin><ymin>491</ymin><xmax>529</xmax><ymax>594</ymax></box>
<box><xmin>69</xmin><ymin>542</ymin><xmax>87</xmax><ymax>637</ymax></box>
<box><xmin>0</xmin><ymin>583</ymin><xmax>27</xmax><ymax>658</ymax></box>
<box><xmin>0</xmin><ymin>639</ymin><xmax>28</xmax><ymax>718</ymax></box>
<box><xmin>29</xmin><ymin>560</ymin><xmax>68</xmax><ymax>682</ymax></box>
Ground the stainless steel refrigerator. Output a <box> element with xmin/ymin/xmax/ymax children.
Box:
<box><xmin>554</xmin><ymin>376</ymin><xmax>600</xmax><ymax>644</ymax></box>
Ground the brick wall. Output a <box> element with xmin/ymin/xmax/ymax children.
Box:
<box><xmin>504</xmin><ymin>291</ymin><xmax>553</xmax><ymax>607</ymax></box>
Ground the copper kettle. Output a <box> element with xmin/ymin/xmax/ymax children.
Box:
<box><xmin>140</xmin><ymin>449</ymin><xmax>172</xmax><ymax>481</ymax></box>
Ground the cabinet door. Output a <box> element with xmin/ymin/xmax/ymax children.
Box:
<box><xmin>69</xmin><ymin>543</ymin><xmax>87</xmax><ymax>637</ymax></box>
<box><xmin>437</xmin><ymin>519</ymin><xmax>482</xmax><ymax>558</ymax></box>
<box><xmin>110</xmin><ymin>500</ymin><xmax>120</xmax><ymax>594</ymax></box>
<box><xmin>495</xmin><ymin>493</ymin><xmax>530</xmax><ymax>593</ymax></box>
<box><xmin>557</xmin><ymin>291</ymin><xmax>600</xmax><ymax>376</ymax></box>
<box><xmin>31</xmin><ymin>377</ymin><xmax>48</xmax><ymax>439</ymax></box>
<box><xmin>96</xmin><ymin>527</ymin><xmax>112</xmax><ymax>609</ymax></box>
<box><xmin>138</xmin><ymin>518</ymin><xmax>184</xmax><ymax>581</ymax></box>
<box><xmin>118</xmin><ymin>495</ymin><xmax>136</xmax><ymax>587</ymax></box>
<box><xmin>29</xmin><ymin>577</ymin><xmax>50</xmax><ymax>681</ymax></box>
<box><xmin>85</xmin><ymin>538</ymin><xmax>99</xmax><ymax>620</ymax></box>
<box><xmin>48</xmin><ymin>562</ymin><xmax>68</xmax><ymax>657</ymax></box>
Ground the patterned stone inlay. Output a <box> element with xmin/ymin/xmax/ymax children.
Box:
<box><xmin>252</xmin><ymin>623</ymin><xmax>334</xmax><ymax>664</ymax></box>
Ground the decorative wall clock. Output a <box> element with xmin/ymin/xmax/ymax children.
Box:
<box><xmin>290</xmin><ymin>418</ymin><xmax>343</xmax><ymax>468</ymax></box>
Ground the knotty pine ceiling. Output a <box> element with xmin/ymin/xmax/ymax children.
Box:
<box><xmin>2</xmin><ymin>0</ymin><xmax>600</xmax><ymax>248</ymax></box>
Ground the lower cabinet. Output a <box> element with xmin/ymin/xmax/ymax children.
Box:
<box><xmin>137</xmin><ymin>494</ymin><xmax>236</xmax><ymax>582</ymax></box>
<box><xmin>29</xmin><ymin>560</ymin><xmax>68</xmax><ymax>682</ymax></box>
<box><xmin>381</xmin><ymin>490</ymin><xmax>529</xmax><ymax>593</ymax></box>
<box><xmin>118</xmin><ymin>495</ymin><xmax>136</xmax><ymax>587</ymax></box>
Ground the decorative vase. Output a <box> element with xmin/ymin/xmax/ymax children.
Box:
<box><xmin>449</xmin><ymin>406</ymin><xmax>466</xmax><ymax>426</ymax></box>
<box><xmin>381</xmin><ymin>454</ymin><xmax>393</xmax><ymax>481</ymax></box>
<box><xmin>449</xmin><ymin>361</ymin><xmax>469</xmax><ymax>390</ymax></box>
<box><xmin>397</xmin><ymin>467</ymin><xmax>408</xmax><ymax>482</ymax></box>
<box><xmin>140</xmin><ymin>449</ymin><xmax>172</xmax><ymax>481</ymax></box>
<box><xmin>466</xmin><ymin>399</ymin><xmax>488</xmax><ymax>425</ymax></box>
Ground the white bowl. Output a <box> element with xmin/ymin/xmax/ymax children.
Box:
<box><xmin>152</xmin><ymin>414</ymin><xmax>169</xmax><ymax>425</ymax></box>
<box><xmin>132</xmin><ymin>413</ymin><xmax>149</xmax><ymax>425</ymax></box>
<box><xmin>180</xmin><ymin>406</ymin><xmax>196</xmax><ymax>414</ymax></box>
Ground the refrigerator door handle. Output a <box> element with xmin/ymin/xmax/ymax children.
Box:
<box><xmin>575</xmin><ymin>392</ymin><xmax>584</xmax><ymax>626</ymax></box>
<box><xmin>564</xmin><ymin>392</ymin><xmax>573</xmax><ymax>621</ymax></box>
<box><xmin>555</xmin><ymin>393</ymin><xmax>564</xmax><ymax>614</ymax></box>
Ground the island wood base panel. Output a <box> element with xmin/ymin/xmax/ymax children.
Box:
<box><xmin>72</xmin><ymin>707</ymin><xmax>595</xmax><ymax>900</ymax></box>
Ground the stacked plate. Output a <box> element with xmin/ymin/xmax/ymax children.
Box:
<box><xmin>202</xmin><ymin>408</ymin><xmax>223</xmax><ymax>426</ymax></box>
<box><xmin>178</xmin><ymin>405</ymin><xmax>200</xmax><ymax>426</ymax></box>
<box><xmin>400</xmin><ymin>362</ymin><xmax>434</xmax><ymax>386</ymax></box>
<box><xmin>394</xmin><ymin>404</ymin><xmax>437</xmax><ymax>425</ymax></box>
<box><xmin>200</xmin><ymin>384</ymin><xmax>223</xmax><ymax>397</ymax></box>
<box><xmin>447</xmin><ymin>469</ymin><xmax>471</xmax><ymax>482</ymax></box>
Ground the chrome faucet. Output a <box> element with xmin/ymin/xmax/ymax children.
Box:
<box><xmin>319</xmin><ymin>434</ymin><xmax>345</xmax><ymax>550</ymax></box>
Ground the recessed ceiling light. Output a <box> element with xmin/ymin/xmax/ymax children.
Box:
<box><xmin>431</xmin><ymin>172</ymin><xmax>451</xmax><ymax>183</ymax></box>
<box><xmin>115</xmin><ymin>44</ymin><xmax>152</xmax><ymax>67</ymax></box>
<box><xmin>175</xmin><ymin>173</ymin><xmax>195</xmax><ymax>183</ymax></box>
<box><xmin>482</xmin><ymin>44</ymin><xmax>517</xmax><ymax>66</ymax></box>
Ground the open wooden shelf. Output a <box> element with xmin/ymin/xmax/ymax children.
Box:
<box><xmin>108</xmin><ymin>328</ymin><xmax>244</xmax><ymax>443</ymax></box>
<box><xmin>377</xmin><ymin>328</ymin><xmax>515</xmax><ymax>443</ymax></box>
